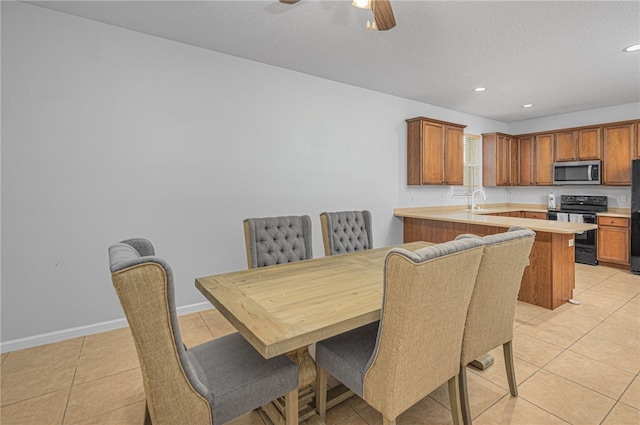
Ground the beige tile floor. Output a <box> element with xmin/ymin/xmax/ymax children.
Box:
<box><xmin>1</xmin><ymin>264</ymin><xmax>639</xmax><ymax>425</ymax></box>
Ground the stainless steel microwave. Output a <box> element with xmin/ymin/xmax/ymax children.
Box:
<box><xmin>553</xmin><ymin>160</ymin><xmax>601</xmax><ymax>185</ymax></box>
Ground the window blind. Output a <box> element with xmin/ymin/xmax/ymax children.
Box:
<box><xmin>463</xmin><ymin>134</ymin><xmax>480</xmax><ymax>192</ymax></box>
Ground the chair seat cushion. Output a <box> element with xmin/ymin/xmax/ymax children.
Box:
<box><xmin>187</xmin><ymin>333</ymin><xmax>298</xmax><ymax>424</ymax></box>
<box><xmin>315</xmin><ymin>321</ymin><xmax>379</xmax><ymax>397</ymax></box>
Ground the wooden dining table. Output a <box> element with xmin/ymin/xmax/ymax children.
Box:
<box><xmin>195</xmin><ymin>241</ymin><xmax>432</xmax><ymax>424</ymax></box>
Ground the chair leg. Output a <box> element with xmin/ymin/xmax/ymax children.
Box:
<box><xmin>448</xmin><ymin>374</ymin><xmax>464</xmax><ymax>425</ymax></box>
<box><xmin>143</xmin><ymin>401</ymin><xmax>152</xmax><ymax>425</ymax></box>
<box><xmin>503</xmin><ymin>340</ymin><xmax>518</xmax><ymax>397</ymax></box>
<box><xmin>458</xmin><ymin>366</ymin><xmax>472</xmax><ymax>425</ymax></box>
<box><xmin>382</xmin><ymin>417</ymin><xmax>397</xmax><ymax>425</ymax></box>
<box><xmin>284</xmin><ymin>388</ymin><xmax>299</xmax><ymax>425</ymax></box>
<box><xmin>315</xmin><ymin>365</ymin><xmax>328</xmax><ymax>421</ymax></box>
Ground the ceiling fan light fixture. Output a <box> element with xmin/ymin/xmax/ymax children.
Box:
<box><xmin>352</xmin><ymin>0</ymin><xmax>371</xmax><ymax>9</ymax></box>
<box><xmin>623</xmin><ymin>44</ymin><xmax>640</xmax><ymax>52</ymax></box>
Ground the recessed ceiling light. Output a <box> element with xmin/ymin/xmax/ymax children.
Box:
<box><xmin>522</xmin><ymin>104</ymin><xmax>534</xmax><ymax>108</ymax></box>
<box><xmin>623</xmin><ymin>44</ymin><xmax>640</xmax><ymax>52</ymax></box>
<box><xmin>474</xmin><ymin>87</ymin><xmax>487</xmax><ymax>92</ymax></box>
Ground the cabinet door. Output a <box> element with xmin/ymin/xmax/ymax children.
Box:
<box><xmin>535</xmin><ymin>134</ymin><xmax>554</xmax><ymax>185</ymax></box>
<box><xmin>578</xmin><ymin>127</ymin><xmax>601</xmax><ymax>160</ymax></box>
<box><xmin>603</xmin><ymin>123</ymin><xmax>634</xmax><ymax>185</ymax></box>
<box><xmin>421</xmin><ymin>121</ymin><xmax>445</xmax><ymax>184</ymax></box>
<box><xmin>597</xmin><ymin>226</ymin><xmax>630</xmax><ymax>265</ymax></box>
<box><xmin>444</xmin><ymin>126</ymin><xmax>464</xmax><ymax>185</ymax></box>
<box><xmin>496</xmin><ymin>135</ymin><xmax>510</xmax><ymax>185</ymax></box>
<box><xmin>518</xmin><ymin>136</ymin><xmax>534</xmax><ymax>185</ymax></box>
<box><xmin>636</xmin><ymin>121</ymin><xmax>640</xmax><ymax>159</ymax></box>
<box><xmin>554</xmin><ymin>130</ymin><xmax>577</xmax><ymax>162</ymax></box>
<box><xmin>508</xmin><ymin>137</ymin><xmax>518</xmax><ymax>185</ymax></box>
<box><xmin>524</xmin><ymin>211</ymin><xmax>547</xmax><ymax>220</ymax></box>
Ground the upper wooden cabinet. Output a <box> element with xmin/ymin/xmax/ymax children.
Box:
<box><xmin>406</xmin><ymin>117</ymin><xmax>466</xmax><ymax>185</ymax></box>
<box><xmin>554</xmin><ymin>127</ymin><xmax>601</xmax><ymax>162</ymax></box>
<box><xmin>554</xmin><ymin>130</ymin><xmax>578</xmax><ymax>162</ymax></box>
<box><xmin>603</xmin><ymin>122</ymin><xmax>636</xmax><ymax>185</ymax></box>
<box><xmin>516</xmin><ymin>134</ymin><xmax>553</xmax><ymax>186</ymax></box>
<box><xmin>518</xmin><ymin>136</ymin><xmax>535</xmax><ymax>185</ymax></box>
<box><xmin>577</xmin><ymin>127</ymin><xmax>602</xmax><ymax>160</ymax></box>
<box><xmin>534</xmin><ymin>133</ymin><xmax>554</xmax><ymax>185</ymax></box>
<box><xmin>482</xmin><ymin>133</ymin><xmax>517</xmax><ymax>186</ymax></box>
<box><xmin>636</xmin><ymin>122</ymin><xmax>640</xmax><ymax>159</ymax></box>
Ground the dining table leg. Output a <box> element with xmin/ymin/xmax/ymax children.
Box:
<box><xmin>260</xmin><ymin>346</ymin><xmax>322</xmax><ymax>424</ymax></box>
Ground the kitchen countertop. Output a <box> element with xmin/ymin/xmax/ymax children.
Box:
<box><xmin>394</xmin><ymin>206</ymin><xmax>598</xmax><ymax>234</ymax></box>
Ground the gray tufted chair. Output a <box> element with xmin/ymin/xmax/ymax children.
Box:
<box><xmin>320</xmin><ymin>210</ymin><xmax>373</xmax><ymax>256</ymax></box>
<box><xmin>108</xmin><ymin>238</ymin><xmax>299</xmax><ymax>425</ymax></box>
<box><xmin>243</xmin><ymin>215</ymin><xmax>313</xmax><ymax>269</ymax></box>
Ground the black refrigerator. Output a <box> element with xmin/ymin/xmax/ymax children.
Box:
<box><xmin>632</xmin><ymin>159</ymin><xmax>640</xmax><ymax>274</ymax></box>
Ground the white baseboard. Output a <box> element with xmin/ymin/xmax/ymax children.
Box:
<box><xmin>0</xmin><ymin>301</ymin><xmax>214</xmax><ymax>353</ymax></box>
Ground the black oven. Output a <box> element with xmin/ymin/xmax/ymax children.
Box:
<box><xmin>547</xmin><ymin>211</ymin><xmax>598</xmax><ymax>265</ymax></box>
<box><xmin>547</xmin><ymin>195</ymin><xmax>607</xmax><ymax>266</ymax></box>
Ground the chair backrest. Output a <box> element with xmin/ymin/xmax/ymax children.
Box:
<box><xmin>362</xmin><ymin>238</ymin><xmax>485</xmax><ymax>420</ymax></box>
<box><xmin>108</xmin><ymin>238</ymin><xmax>213</xmax><ymax>425</ymax></box>
<box><xmin>457</xmin><ymin>227</ymin><xmax>536</xmax><ymax>365</ymax></box>
<box><xmin>320</xmin><ymin>210</ymin><xmax>373</xmax><ymax>256</ymax></box>
<box><xmin>243</xmin><ymin>215</ymin><xmax>313</xmax><ymax>268</ymax></box>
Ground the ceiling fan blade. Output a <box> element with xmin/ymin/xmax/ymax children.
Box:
<box><xmin>279</xmin><ymin>0</ymin><xmax>301</xmax><ymax>4</ymax></box>
<box><xmin>371</xmin><ymin>0</ymin><xmax>396</xmax><ymax>31</ymax></box>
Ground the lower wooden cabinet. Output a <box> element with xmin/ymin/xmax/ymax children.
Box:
<box><xmin>597</xmin><ymin>216</ymin><xmax>630</xmax><ymax>265</ymax></box>
<box><xmin>524</xmin><ymin>211</ymin><xmax>548</xmax><ymax>220</ymax></box>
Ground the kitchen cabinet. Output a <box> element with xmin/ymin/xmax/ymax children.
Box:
<box><xmin>554</xmin><ymin>130</ymin><xmax>578</xmax><ymax>162</ymax></box>
<box><xmin>554</xmin><ymin>128</ymin><xmax>601</xmax><ymax>162</ymax></box>
<box><xmin>636</xmin><ymin>121</ymin><xmax>640</xmax><ymax>159</ymax></box>
<box><xmin>524</xmin><ymin>211</ymin><xmax>547</xmax><ymax>220</ymax></box>
<box><xmin>406</xmin><ymin>117</ymin><xmax>466</xmax><ymax>185</ymax></box>
<box><xmin>603</xmin><ymin>122</ymin><xmax>636</xmax><ymax>185</ymax></box>
<box><xmin>577</xmin><ymin>127</ymin><xmax>602</xmax><ymax>160</ymax></box>
<box><xmin>597</xmin><ymin>216</ymin><xmax>630</xmax><ymax>265</ymax></box>
<box><xmin>518</xmin><ymin>136</ymin><xmax>535</xmax><ymax>185</ymax></box>
<box><xmin>534</xmin><ymin>133</ymin><xmax>554</xmax><ymax>186</ymax></box>
<box><xmin>482</xmin><ymin>132</ymin><xmax>518</xmax><ymax>186</ymax></box>
<box><xmin>518</xmin><ymin>134</ymin><xmax>553</xmax><ymax>186</ymax></box>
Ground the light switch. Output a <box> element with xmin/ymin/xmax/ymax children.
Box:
<box><xmin>569</xmin><ymin>239</ymin><xmax>574</xmax><ymax>247</ymax></box>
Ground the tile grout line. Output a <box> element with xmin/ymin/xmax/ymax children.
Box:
<box><xmin>60</xmin><ymin>336</ymin><xmax>85</xmax><ymax>425</ymax></box>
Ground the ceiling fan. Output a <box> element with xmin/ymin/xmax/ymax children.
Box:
<box><xmin>279</xmin><ymin>0</ymin><xmax>397</xmax><ymax>31</ymax></box>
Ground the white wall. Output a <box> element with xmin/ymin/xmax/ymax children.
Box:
<box><xmin>1</xmin><ymin>2</ymin><xmax>506</xmax><ymax>350</ymax></box>
<box><xmin>3</xmin><ymin>3</ymin><xmax>636</xmax><ymax>351</ymax></box>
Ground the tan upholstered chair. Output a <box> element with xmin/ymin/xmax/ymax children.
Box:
<box><xmin>314</xmin><ymin>238</ymin><xmax>486</xmax><ymax>425</ymax></box>
<box><xmin>108</xmin><ymin>238</ymin><xmax>299</xmax><ymax>425</ymax></box>
<box><xmin>320</xmin><ymin>210</ymin><xmax>373</xmax><ymax>256</ymax></box>
<box><xmin>456</xmin><ymin>227</ymin><xmax>535</xmax><ymax>425</ymax></box>
<box><xmin>243</xmin><ymin>215</ymin><xmax>313</xmax><ymax>268</ymax></box>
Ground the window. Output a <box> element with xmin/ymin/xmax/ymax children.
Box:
<box><xmin>463</xmin><ymin>134</ymin><xmax>481</xmax><ymax>193</ymax></box>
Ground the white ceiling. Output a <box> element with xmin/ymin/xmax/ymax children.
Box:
<box><xmin>25</xmin><ymin>0</ymin><xmax>640</xmax><ymax>123</ymax></box>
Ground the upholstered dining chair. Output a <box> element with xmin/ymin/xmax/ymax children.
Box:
<box><xmin>243</xmin><ymin>215</ymin><xmax>313</xmax><ymax>268</ymax></box>
<box><xmin>455</xmin><ymin>227</ymin><xmax>535</xmax><ymax>425</ymax></box>
<box><xmin>108</xmin><ymin>238</ymin><xmax>299</xmax><ymax>425</ymax></box>
<box><xmin>320</xmin><ymin>210</ymin><xmax>373</xmax><ymax>256</ymax></box>
<box><xmin>314</xmin><ymin>238</ymin><xmax>486</xmax><ymax>425</ymax></box>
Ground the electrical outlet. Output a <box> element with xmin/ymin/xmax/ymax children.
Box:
<box><xmin>544</xmin><ymin>194</ymin><xmax>549</xmax><ymax>199</ymax></box>
<box><xmin>569</xmin><ymin>239</ymin><xmax>574</xmax><ymax>247</ymax></box>
<box><xmin>622</xmin><ymin>195</ymin><xmax>628</xmax><ymax>202</ymax></box>
<box><xmin>411</xmin><ymin>195</ymin><xmax>415</xmax><ymax>202</ymax></box>
<box><xmin>509</xmin><ymin>192</ymin><xmax>514</xmax><ymax>199</ymax></box>
<box><xmin>440</xmin><ymin>193</ymin><xmax>445</xmax><ymax>200</ymax></box>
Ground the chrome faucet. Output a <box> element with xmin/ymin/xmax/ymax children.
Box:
<box><xmin>470</xmin><ymin>189</ymin><xmax>487</xmax><ymax>211</ymax></box>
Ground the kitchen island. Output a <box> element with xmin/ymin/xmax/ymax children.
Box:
<box><xmin>394</xmin><ymin>207</ymin><xmax>598</xmax><ymax>309</ymax></box>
